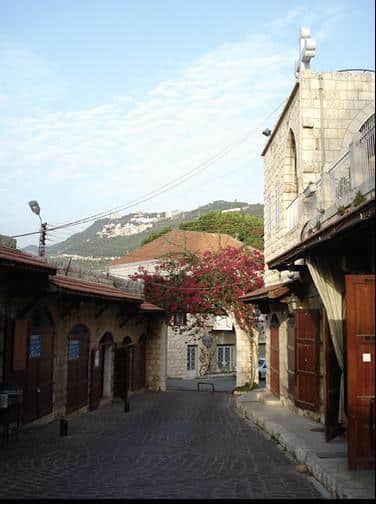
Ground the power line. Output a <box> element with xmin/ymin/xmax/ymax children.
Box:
<box><xmin>11</xmin><ymin>99</ymin><xmax>285</xmax><ymax>239</ymax></box>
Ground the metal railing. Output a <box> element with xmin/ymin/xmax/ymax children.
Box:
<box><xmin>359</xmin><ymin>113</ymin><xmax>375</xmax><ymax>180</ymax></box>
<box><xmin>328</xmin><ymin>150</ymin><xmax>351</xmax><ymax>202</ymax></box>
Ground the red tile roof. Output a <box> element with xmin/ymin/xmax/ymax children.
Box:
<box><xmin>49</xmin><ymin>275</ymin><xmax>143</xmax><ymax>302</ymax></box>
<box><xmin>140</xmin><ymin>301</ymin><xmax>164</xmax><ymax>312</ymax></box>
<box><xmin>111</xmin><ymin>229</ymin><xmax>245</xmax><ymax>266</ymax></box>
<box><xmin>0</xmin><ymin>245</ymin><xmax>56</xmax><ymax>273</ymax></box>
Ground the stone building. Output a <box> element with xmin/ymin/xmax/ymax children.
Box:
<box><xmin>110</xmin><ymin>229</ymin><xmax>261</xmax><ymax>387</ymax></box>
<box><xmin>241</xmin><ymin>28</ymin><xmax>375</xmax><ymax>470</ymax></box>
<box><xmin>0</xmin><ymin>242</ymin><xmax>166</xmax><ymax>429</ymax></box>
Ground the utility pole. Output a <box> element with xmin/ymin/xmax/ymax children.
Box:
<box><xmin>29</xmin><ymin>200</ymin><xmax>47</xmax><ymax>258</ymax></box>
<box><xmin>39</xmin><ymin>222</ymin><xmax>47</xmax><ymax>257</ymax></box>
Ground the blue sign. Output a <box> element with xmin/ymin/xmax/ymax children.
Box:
<box><xmin>29</xmin><ymin>335</ymin><xmax>41</xmax><ymax>358</ymax></box>
<box><xmin>68</xmin><ymin>339</ymin><xmax>80</xmax><ymax>360</ymax></box>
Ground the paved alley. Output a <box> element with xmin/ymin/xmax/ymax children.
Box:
<box><xmin>0</xmin><ymin>391</ymin><xmax>324</xmax><ymax>500</ymax></box>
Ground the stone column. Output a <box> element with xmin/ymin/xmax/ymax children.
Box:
<box><xmin>146</xmin><ymin>315</ymin><xmax>167</xmax><ymax>391</ymax></box>
<box><xmin>234</xmin><ymin>321</ymin><xmax>257</xmax><ymax>387</ymax></box>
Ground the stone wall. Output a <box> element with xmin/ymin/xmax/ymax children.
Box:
<box><xmin>167</xmin><ymin>315</ymin><xmax>237</xmax><ymax>379</ymax></box>
<box><xmin>2</xmin><ymin>292</ymin><xmax>166</xmax><ymax>425</ymax></box>
<box><xmin>263</xmin><ymin>70</ymin><xmax>375</xmax><ymax>285</ymax></box>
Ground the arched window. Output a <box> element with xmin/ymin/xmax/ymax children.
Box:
<box><xmin>286</xmin><ymin>129</ymin><xmax>298</xmax><ymax>196</ymax></box>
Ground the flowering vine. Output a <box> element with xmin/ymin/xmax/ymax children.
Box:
<box><xmin>131</xmin><ymin>246</ymin><xmax>264</xmax><ymax>335</ymax></box>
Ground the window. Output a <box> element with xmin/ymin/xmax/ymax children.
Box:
<box><xmin>173</xmin><ymin>313</ymin><xmax>187</xmax><ymax>327</ymax></box>
<box><xmin>217</xmin><ymin>345</ymin><xmax>234</xmax><ymax>371</ymax></box>
<box><xmin>187</xmin><ymin>345</ymin><xmax>196</xmax><ymax>372</ymax></box>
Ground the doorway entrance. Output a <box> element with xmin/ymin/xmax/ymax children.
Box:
<box><xmin>187</xmin><ymin>345</ymin><xmax>197</xmax><ymax>378</ymax></box>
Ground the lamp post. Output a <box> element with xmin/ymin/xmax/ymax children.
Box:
<box><xmin>28</xmin><ymin>200</ymin><xmax>47</xmax><ymax>257</ymax></box>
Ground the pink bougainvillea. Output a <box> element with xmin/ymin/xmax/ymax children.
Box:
<box><xmin>131</xmin><ymin>246</ymin><xmax>264</xmax><ymax>334</ymax></box>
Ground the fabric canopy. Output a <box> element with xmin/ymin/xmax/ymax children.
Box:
<box><xmin>306</xmin><ymin>256</ymin><xmax>347</xmax><ymax>425</ymax></box>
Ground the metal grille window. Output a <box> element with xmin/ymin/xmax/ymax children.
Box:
<box><xmin>217</xmin><ymin>345</ymin><xmax>234</xmax><ymax>371</ymax></box>
<box><xmin>187</xmin><ymin>345</ymin><xmax>196</xmax><ymax>371</ymax></box>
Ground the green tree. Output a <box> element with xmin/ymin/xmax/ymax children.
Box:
<box><xmin>141</xmin><ymin>227</ymin><xmax>172</xmax><ymax>246</ymax></box>
<box><xmin>180</xmin><ymin>211</ymin><xmax>264</xmax><ymax>250</ymax></box>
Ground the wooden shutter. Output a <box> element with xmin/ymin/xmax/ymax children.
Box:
<box><xmin>295</xmin><ymin>309</ymin><xmax>320</xmax><ymax>411</ymax></box>
<box><xmin>13</xmin><ymin>319</ymin><xmax>29</xmax><ymax>371</ymax></box>
<box><xmin>287</xmin><ymin>317</ymin><xmax>295</xmax><ymax>400</ymax></box>
<box><xmin>346</xmin><ymin>275</ymin><xmax>375</xmax><ymax>470</ymax></box>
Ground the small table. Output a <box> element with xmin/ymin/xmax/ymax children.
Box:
<box><xmin>0</xmin><ymin>403</ymin><xmax>22</xmax><ymax>445</ymax></box>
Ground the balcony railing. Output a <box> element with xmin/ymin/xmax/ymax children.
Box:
<box><xmin>328</xmin><ymin>150</ymin><xmax>351</xmax><ymax>202</ymax></box>
<box><xmin>359</xmin><ymin>113</ymin><xmax>375</xmax><ymax>180</ymax></box>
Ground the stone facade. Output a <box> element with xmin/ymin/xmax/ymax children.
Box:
<box><xmin>0</xmin><ymin>265</ymin><xmax>166</xmax><ymax>426</ymax></box>
<box><xmin>262</xmin><ymin>64</ymin><xmax>375</xmax><ymax>423</ymax></box>
<box><xmin>264</xmin><ymin>70</ymin><xmax>375</xmax><ymax>284</ymax></box>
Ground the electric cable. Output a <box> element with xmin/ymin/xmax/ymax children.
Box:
<box><xmin>11</xmin><ymin>98</ymin><xmax>285</xmax><ymax>239</ymax></box>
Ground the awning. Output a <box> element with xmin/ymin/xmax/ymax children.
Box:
<box><xmin>0</xmin><ymin>245</ymin><xmax>56</xmax><ymax>274</ymax></box>
<box><xmin>239</xmin><ymin>282</ymin><xmax>292</xmax><ymax>304</ymax></box>
<box><xmin>49</xmin><ymin>275</ymin><xmax>143</xmax><ymax>303</ymax></box>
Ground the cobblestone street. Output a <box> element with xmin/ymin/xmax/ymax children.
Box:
<box><xmin>0</xmin><ymin>391</ymin><xmax>324</xmax><ymax>500</ymax></box>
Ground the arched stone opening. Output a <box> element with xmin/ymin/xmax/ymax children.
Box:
<box><xmin>99</xmin><ymin>332</ymin><xmax>114</xmax><ymax>398</ymax></box>
<box><xmin>285</xmin><ymin>129</ymin><xmax>298</xmax><ymax>197</ymax></box>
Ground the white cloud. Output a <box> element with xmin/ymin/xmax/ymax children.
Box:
<box><xmin>0</xmin><ymin>5</ymin><xmax>346</xmax><ymax>236</ymax></box>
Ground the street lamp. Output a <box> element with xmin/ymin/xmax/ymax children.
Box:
<box><xmin>28</xmin><ymin>200</ymin><xmax>47</xmax><ymax>257</ymax></box>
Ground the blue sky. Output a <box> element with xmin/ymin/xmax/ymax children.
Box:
<box><xmin>0</xmin><ymin>0</ymin><xmax>374</xmax><ymax>246</ymax></box>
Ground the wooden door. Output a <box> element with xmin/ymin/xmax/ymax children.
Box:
<box><xmin>295</xmin><ymin>309</ymin><xmax>320</xmax><ymax>411</ymax></box>
<box><xmin>270</xmin><ymin>315</ymin><xmax>280</xmax><ymax>398</ymax></box>
<box><xmin>66</xmin><ymin>325</ymin><xmax>89</xmax><ymax>414</ymax></box>
<box><xmin>346</xmin><ymin>275</ymin><xmax>375</xmax><ymax>470</ymax></box>
<box><xmin>24</xmin><ymin>320</ymin><xmax>54</xmax><ymax>423</ymax></box>
<box><xmin>324</xmin><ymin>311</ymin><xmax>342</xmax><ymax>441</ymax></box>
<box><xmin>89</xmin><ymin>348</ymin><xmax>103</xmax><ymax>411</ymax></box>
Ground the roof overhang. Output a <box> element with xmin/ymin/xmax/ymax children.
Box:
<box><xmin>140</xmin><ymin>301</ymin><xmax>164</xmax><ymax>312</ymax></box>
<box><xmin>239</xmin><ymin>282</ymin><xmax>293</xmax><ymax>304</ymax></box>
<box><xmin>0</xmin><ymin>245</ymin><xmax>56</xmax><ymax>274</ymax></box>
<box><xmin>267</xmin><ymin>199</ymin><xmax>375</xmax><ymax>271</ymax></box>
<box><xmin>49</xmin><ymin>275</ymin><xmax>143</xmax><ymax>303</ymax></box>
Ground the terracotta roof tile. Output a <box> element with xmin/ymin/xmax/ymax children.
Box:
<box><xmin>49</xmin><ymin>275</ymin><xmax>142</xmax><ymax>302</ymax></box>
<box><xmin>111</xmin><ymin>229</ymin><xmax>245</xmax><ymax>266</ymax></box>
<box><xmin>0</xmin><ymin>245</ymin><xmax>56</xmax><ymax>273</ymax></box>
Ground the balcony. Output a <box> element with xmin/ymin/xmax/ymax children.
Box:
<box><xmin>300</xmin><ymin>113</ymin><xmax>375</xmax><ymax>238</ymax></box>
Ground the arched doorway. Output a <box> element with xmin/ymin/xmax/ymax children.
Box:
<box><xmin>270</xmin><ymin>314</ymin><xmax>280</xmax><ymax>398</ymax></box>
<box><xmin>24</xmin><ymin>308</ymin><xmax>55</xmax><ymax>423</ymax></box>
<box><xmin>113</xmin><ymin>336</ymin><xmax>132</xmax><ymax>399</ymax></box>
<box><xmin>66</xmin><ymin>324</ymin><xmax>90</xmax><ymax>414</ymax></box>
<box><xmin>89</xmin><ymin>332</ymin><xmax>114</xmax><ymax>410</ymax></box>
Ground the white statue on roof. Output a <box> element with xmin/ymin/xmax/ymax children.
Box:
<box><xmin>295</xmin><ymin>26</ymin><xmax>316</xmax><ymax>78</ymax></box>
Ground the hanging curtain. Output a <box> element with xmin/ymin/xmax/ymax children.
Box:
<box><xmin>306</xmin><ymin>256</ymin><xmax>347</xmax><ymax>426</ymax></box>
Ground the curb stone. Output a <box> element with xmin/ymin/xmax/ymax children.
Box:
<box><xmin>235</xmin><ymin>397</ymin><xmax>344</xmax><ymax>499</ymax></box>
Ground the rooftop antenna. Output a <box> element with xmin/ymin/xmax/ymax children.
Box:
<box><xmin>295</xmin><ymin>26</ymin><xmax>316</xmax><ymax>79</ymax></box>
